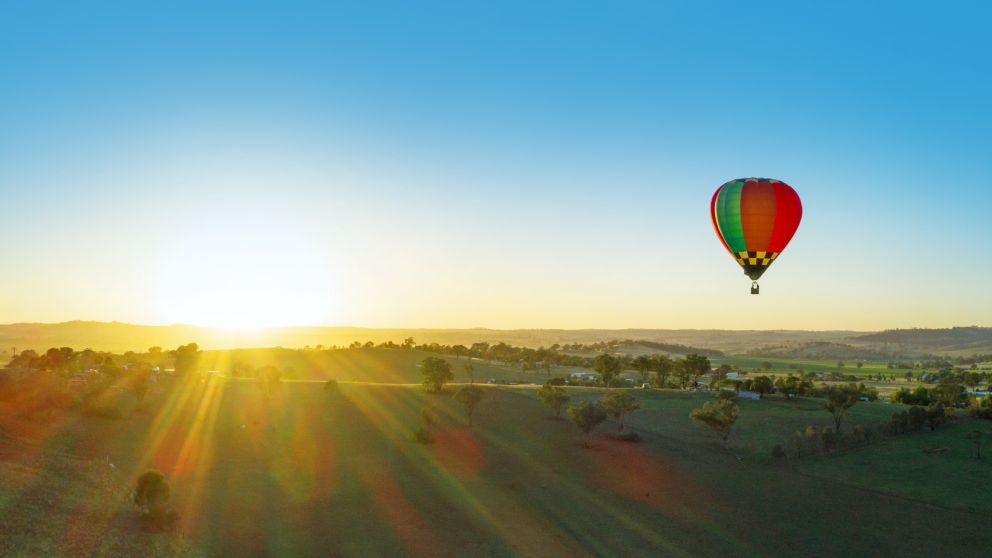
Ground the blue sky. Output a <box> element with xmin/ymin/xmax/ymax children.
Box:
<box><xmin>1</xmin><ymin>1</ymin><xmax>990</xmax><ymax>329</ymax></box>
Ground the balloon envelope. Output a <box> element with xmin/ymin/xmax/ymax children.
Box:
<box><xmin>710</xmin><ymin>178</ymin><xmax>802</xmax><ymax>281</ymax></box>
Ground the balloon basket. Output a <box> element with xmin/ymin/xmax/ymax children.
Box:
<box><xmin>750</xmin><ymin>282</ymin><xmax>760</xmax><ymax>295</ymax></box>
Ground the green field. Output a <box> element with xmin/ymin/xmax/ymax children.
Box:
<box><xmin>2</xmin><ymin>350</ymin><xmax>991</xmax><ymax>557</ymax></box>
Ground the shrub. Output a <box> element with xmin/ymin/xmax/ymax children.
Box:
<box><xmin>324</xmin><ymin>379</ymin><xmax>339</xmax><ymax>393</ymax></box>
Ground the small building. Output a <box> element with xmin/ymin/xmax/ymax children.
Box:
<box><xmin>569</xmin><ymin>372</ymin><xmax>598</xmax><ymax>383</ymax></box>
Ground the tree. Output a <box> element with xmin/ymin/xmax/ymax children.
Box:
<box><xmin>172</xmin><ymin>343</ymin><xmax>201</xmax><ymax>376</ymax></box>
<box><xmin>420</xmin><ymin>356</ymin><xmax>453</xmax><ymax>393</ymax></box>
<box><xmin>402</xmin><ymin>337</ymin><xmax>415</xmax><ymax>349</ymax></box>
<box><xmin>653</xmin><ymin>355</ymin><xmax>674</xmax><ymax>388</ymax></box>
<box><xmin>538</xmin><ymin>383</ymin><xmax>571</xmax><ymax>417</ymax></box>
<box><xmin>632</xmin><ymin>355</ymin><xmax>654</xmax><ymax>383</ymax></box>
<box><xmin>569</xmin><ymin>400</ymin><xmax>608</xmax><ymax>447</ymax></box>
<box><xmin>593</xmin><ymin>354</ymin><xmax>622</xmax><ymax>386</ymax></box>
<box><xmin>602</xmin><ymin>390</ymin><xmax>641</xmax><ymax>432</ymax></box>
<box><xmin>134</xmin><ymin>470</ymin><xmax>172</xmax><ymax>530</ymax></box>
<box><xmin>690</xmin><ymin>399</ymin><xmax>738</xmax><ymax>449</ymax></box>
<box><xmin>824</xmin><ymin>384</ymin><xmax>860</xmax><ymax>432</ymax></box>
<box><xmin>751</xmin><ymin>375</ymin><xmax>774</xmax><ymax>398</ymax></box>
<box><xmin>932</xmin><ymin>382</ymin><xmax>966</xmax><ymax>407</ymax></box>
<box><xmin>463</xmin><ymin>362</ymin><xmax>475</xmax><ymax>384</ymax></box>
<box><xmin>455</xmin><ymin>385</ymin><xmax>485</xmax><ymax>426</ymax></box>
<box><xmin>414</xmin><ymin>406</ymin><xmax>437</xmax><ymax>444</ymax></box>
<box><xmin>676</xmin><ymin>354</ymin><xmax>711</xmax><ymax>389</ymax></box>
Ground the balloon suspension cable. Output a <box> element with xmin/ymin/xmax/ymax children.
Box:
<box><xmin>750</xmin><ymin>281</ymin><xmax>760</xmax><ymax>295</ymax></box>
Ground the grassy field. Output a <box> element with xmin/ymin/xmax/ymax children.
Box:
<box><xmin>3</xmin><ymin>360</ymin><xmax>991</xmax><ymax>557</ymax></box>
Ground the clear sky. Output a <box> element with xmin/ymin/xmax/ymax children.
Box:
<box><xmin>1</xmin><ymin>1</ymin><xmax>990</xmax><ymax>330</ymax></box>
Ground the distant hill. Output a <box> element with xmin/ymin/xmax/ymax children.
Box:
<box><xmin>746</xmin><ymin>342</ymin><xmax>890</xmax><ymax>361</ymax></box>
<box><xmin>0</xmin><ymin>322</ymin><xmax>858</xmax><ymax>355</ymax></box>
<box><xmin>0</xmin><ymin>321</ymin><xmax>990</xmax><ymax>356</ymax></box>
<box><xmin>848</xmin><ymin>327</ymin><xmax>992</xmax><ymax>354</ymax></box>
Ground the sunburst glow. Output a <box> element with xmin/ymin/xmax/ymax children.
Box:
<box><xmin>155</xmin><ymin>225</ymin><xmax>338</xmax><ymax>328</ymax></box>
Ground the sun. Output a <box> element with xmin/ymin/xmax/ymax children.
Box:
<box><xmin>155</xmin><ymin>225</ymin><xmax>337</xmax><ymax>328</ymax></box>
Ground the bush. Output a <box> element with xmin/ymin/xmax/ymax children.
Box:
<box><xmin>412</xmin><ymin>427</ymin><xmax>434</xmax><ymax>444</ymax></box>
<box><xmin>324</xmin><ymin>379</ymin><xmax>339</xmax><ymax>393</ymax></box>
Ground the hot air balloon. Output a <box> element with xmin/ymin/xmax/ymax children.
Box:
<box><xmin>710</xmin><ymin>178</ymin><xmax>802</xmax><ymax>294</ymax></box>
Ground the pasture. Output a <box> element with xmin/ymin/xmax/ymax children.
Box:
<box><xmin>2</xmin><ymin>354</ymin><xmax>990</xmax><ymax>557</ymax></box>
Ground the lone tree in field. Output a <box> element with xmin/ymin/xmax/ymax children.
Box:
<box><xmin>569</xmin><ymin>400</ymin><xmax>608</xmax><ymax>447</ymax></box>
<box><xmin>455</xmin><ymin>385</ymin><xmax>485</xmax><ymax>426</ymax></box>
<box><xmin>172</xmin><ymin>343</ymin><xmax>201</xmax><ymax>376</ymax></box>
<box><xmin>824</xmin><ymin>383</ymin><xmax>860</xmax><ymax>432</ymax></box>
<box><xmin>602</xmin><ymin>390</ymin><xmax>641</xmax><ymax>432</ymax></box>
<box><xmin>134</xmin><ymin>470</ymin><xmax>173</xmax><ymax>530</ymax></box>
<box><xmin>593</xmin><ymin>354</ymin><xmax>622</xmax><ymax>386</ymax></box>
<box><xmin>538</xmin><ymin>383</ymin><xmax>571</xmax><ymax>417</ymax></box>
<box><xmin>690</xmin><ymin>399</ymin><xmax>739</xmax><ymax>450</ymax></box>
<box><xmin>420</xmin><ymin>356</ymin><xmax>453</xmax><ymax>393</ymax></box>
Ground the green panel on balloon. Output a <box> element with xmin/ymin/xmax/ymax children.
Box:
<box><xmin>717</xmin><ymin>181</ymin><xmax>746</xmax><ymax>252</ymax></box>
